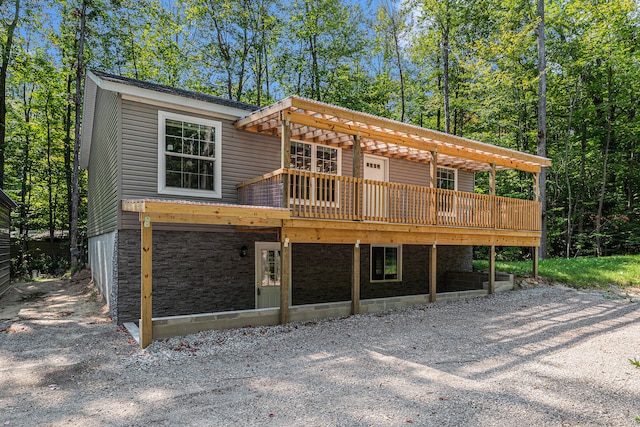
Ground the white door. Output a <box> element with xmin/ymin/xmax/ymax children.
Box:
<box><xmin>363</xmin><ymin>154</ymin><xmax>389</xmax><ymax>218</ymax></box>
<box><xmin>255</xmin><ymin>242</ymin><xmax>281</xmax><ymax>308</ymax></box>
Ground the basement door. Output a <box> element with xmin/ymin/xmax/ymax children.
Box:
<box><xmin>363</xmin><ymin>154</ymin><xmax>389</xmax><ymax>218</ymax></box>
<box><xmin>255</xmin><ymin>242</ymin><xmax>281</xmax><ymax>308</ymax></box>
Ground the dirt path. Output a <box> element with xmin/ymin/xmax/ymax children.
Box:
<box><xmin>1</xmin><ymin>275</ymin><xmax>639</xmax><ymax>426</ymax></box>
<box><xmin>0</xmin><ymin>271</ymin><xmax>109</xmax><ymax>324</ymax></box>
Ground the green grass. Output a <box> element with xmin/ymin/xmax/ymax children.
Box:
<box><xmin>473</xmin><ymin>254</ymin><xmax>640</xmax><ymax>289</ymax></box>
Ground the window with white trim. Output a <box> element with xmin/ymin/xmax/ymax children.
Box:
<box><xmin>289</xmin><ymin>140</ymin><xmax>341</xmax><ymax>202</ymax></box>
<box><xmin>371</xmin><ymin>245</ymin><xmax>402</xmax><ymax>282</ymax></box>
<box><xmin>437</xmin><ymin>167</ymin><xmax>457</xmax><ymax>190</ymax></box>
<box><xmin>158</xmin><ymin>111</ymin><xmax>222</xmax><ymax>198</ymax></box>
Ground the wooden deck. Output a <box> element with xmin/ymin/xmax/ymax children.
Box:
<box><xmin>237</xmin><ymin>168</ymin><xmax>541</xmax><ymax>233</ymax></box>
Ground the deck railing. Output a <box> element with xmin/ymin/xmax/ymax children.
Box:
<box><xmin>237</xmin><ymin>168</ymin><xmax>541</xmax><ymax>231</ymax></box>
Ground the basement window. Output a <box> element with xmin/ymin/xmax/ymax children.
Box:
<box><xmin>371</xmin><ymin>245</ymin><xmax>402</xmax><ymax>282</ymax></box>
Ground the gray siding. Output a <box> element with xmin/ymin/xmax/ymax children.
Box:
<box><xmin>86</xmin><ymin>88</ymin><xmax>119</xmax><ymax>237</ymax></box>
<box><xmin>120</xmin><ymin>100</ymin><xmax>281</xmax><ymax>202</ymax></box>
<box><xmin>340</xmin><ymin>147</ymin><xmax>353</xmax><ymax>177</ymax></box>
<box><xmin>389</xmin><ymin>157</ymin><xmax>430</xmax><ymax>186</ymax></box>
<box><xmin>458</xmin><ymin>170</ymin><xmax>474</xmax><ymax>193</ymax></box>
<box><xmin>120</xmin><ymin>100</ymin><xmax>281</xmax><ymax>229</ymax></box>
<box><xmin>0</xmin><ymin>203</ymin><xmax>11</xmax><ymax>295</ymax></box>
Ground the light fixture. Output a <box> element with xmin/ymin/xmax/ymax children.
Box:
<box><xmin>239</xmin><ymin>245</ymin><xmax>248</xmax><ymax>258</ymax></box>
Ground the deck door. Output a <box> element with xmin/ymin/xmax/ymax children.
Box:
<box><xmin>255</xmin><ymin>242</ymin><xmax>281</xmax><ymax>308</ymax></box>
<box><xmin>363</xmin><ymin>154</ymin><xmax>389</xmax><ymax>219</ymax></box>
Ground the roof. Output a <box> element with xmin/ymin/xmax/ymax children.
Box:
<box><xmin>235</xmin><ymin>96</ymin><xmax>551</xmax><ymax>173</ymax></box>
<box><xmin>89</xmin><ymin>70</ymin><xmax>258</xmax><ymax>112</ymax></box>
<box><xmin>0</xmin><ymin>189</ymin><xmax>16</xmax><ymax>209</ymax></box>
<box><xmin>80</xmin><ymin>70</ymin><xmax>257</xmax><ymax>169</ymax></box>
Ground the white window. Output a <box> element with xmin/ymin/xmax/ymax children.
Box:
<box><xmin>289</xmin><ymin>140</ymin><xmax>341</xmax><ymax>202</ymax></box>
<box><xmin>158</xmin><ymin>111</ymin><xmax>222</xmax><ymax>198</ymax></box>
<box><xmin>371</xmin><ymin>245</ymin><xmax>402</xmax><ymax>282</ymax></box>
<box><xmin>437</xmin><ymin>167</ymin><xmax>457</xmax><ymax>190</ymax></box>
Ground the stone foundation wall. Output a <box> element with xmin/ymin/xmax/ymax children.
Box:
<box><xmin>291</xmin><ymin>244</ymin><xmax>474</xmax><ymax>304</ymax></box>
<box><xmin>116</xmin><ymin>229</ymin><xmax>277</xmax><ymax>323</ymax></box>
<box><xmin>360</xmin><ymin>244</ymin><xmax>429</xmax><ymax>299</ymax></box>
<box><xmin>114</xmin><ymin>230</ymin><xmax>474</xmax><ymax>322</ymax></box>
<box><xmin>291</xmin><ymin>244</ymin><xmax>352</xmax><ymax>305</ymax></box>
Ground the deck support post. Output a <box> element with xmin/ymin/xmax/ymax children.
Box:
<box><xmin>533</xmin><ymin>171</ymin><xmax>540</xmax><ymax>278</ymax></box>
<box><xmin>280</xmin><ymin>238</ymin><xmax>291</xmax><ymax>324</ymax></box>
<box><xmin>429</xmin><ymin>244</ymin><xmax>437</xmax><ymax>302</ymax></box>
<box><xmin>351</xmin><ymin>240</ymin><xmax>361</xmax><ymax>315</ymax></box>
<box><xmin>281</xmin><ymin>113</ymin><xmax>291</xmax><ymax>208</ymax></box>
<box><xmin>140</xmin><ymin>215</ymin><xmax>153</xmax><ymax>349</ymax></box>
<box><xmin>488</xmin><ymin>244</ymin><xmax>496</xmax><ymax>294</ymax></box>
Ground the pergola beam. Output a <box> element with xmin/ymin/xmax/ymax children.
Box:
<box><xmin>288</xmin><ymin>97</ymin><xmax>551</xmax><ymax>167</ymax></box>
<box><xmin>285</xmin><ymin>111</ymin><xmax>541</xmax><ymax>173</ymax></box>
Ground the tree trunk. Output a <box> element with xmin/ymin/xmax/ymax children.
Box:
<box><xmin>536</xmin><ymin>0</ymin><xmax>547</xmax><ymax>259</ymax></box>
<box><xmin>389</xmin><ymin>8</ymin><xmax>405</xmax><ymax>122</ymax></box>
<box><xmin>595</xmin><ymin>66</ymin><xmax>614</xmax><ymax>257</ymax></box>
<box><xmin>19</xmin><ymin>84</ymin><xmax>31</xmax><ymax>270</ymax></box>
<box><xmin>436</xmin><ymin>53</ymin><xmax>441</xmax><ymax>131</ymax></box>
<box><xmin>45</xmin><ymin>94</ymin><xmax>57</xmax><ymax>266</ymax></box>
<box><xmin>70</xmin><ymin>0</ymin><xmax>88</xmax><ymax>269</ymax></box>
<box><xmin>442</xmin><ymin>24</ymin><xmax>450</xmax><ymax>134</ymax></box>
<box><xmin>64</xmin><ymin>73</ymin><xmax>73</xmax><ymax>236</ymax></box>
<box><xmin>310</xmin><ymin>33</ymin><xmax>320</xmax><ymax>101</ymax></box>
<box><xmin>577</xmin><ymin>118</ymin><xmax>587</xmax><ymax>238</ymax></box>
<box><xmin>0</xmin><ymin>0</ymin><xmax>20</xmax><ymax>188</ymax></box>
<box><xmin>564</xmin><ymin>86</ymin><xmax>578</xmax><ymax>258</ymax></box>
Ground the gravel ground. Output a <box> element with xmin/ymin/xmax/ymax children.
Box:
<box><xmin>1</xmin><ymin>274</ymin><xmax>639</xmax><ymax>426</ymax></box>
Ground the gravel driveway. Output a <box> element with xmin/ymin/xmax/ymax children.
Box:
<box><xmin>1</xmin><ymin>274</ymin><xmax>639</xmax><ymax>426</ymax></box>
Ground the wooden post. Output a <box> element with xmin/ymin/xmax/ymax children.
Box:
<box><xmin>281</xmin><ymin>113</ymin><xmax>291</xmax><ymax>209</ymax></box>
<box><xmin>280</xmin><ymin>238</ymin><xmax>291</xmax><ymax>324</ymax></box>
<box><xmin>429</xmin><ymin>244</ymin><xmax>437</xmax><ymax>302</ymax></box>
<box><xmin>351</xmin><ymin>240</ymin><xmax>361</xmax><ymax>315</ymax></box>
<box><xmin>140</xmin><ymin>215</ymin><xmax>153</xmax><ymax>349</ymax></box>
<box><xmin>430</xmin><ymin>150</ymin><xmax>438</xmax><ymax>188</ymax></box>
<box><xmin>488</xmin><ymin>244</ymin><xmax>496</xmax><ymax>294</ymax></box>
<box><xmin>533</xmin><ymin>172</ymin><xmax>540</xmax><ymax>278</ymax></box>
<box><xmin>353</xmin><ymin>133</ymin><xmax>362</xmax><ymax>178</ymax></box>
<box><xmin>430</xmin><ymin>150</ymin><xmax>438</xmax><ymax>224</ymax></box>
<box><xmin>490</xmin><ymin>162</ymin><xmax>496</xmax><ymax>228</ymax></box>
<box><xmin>353</xmin><ymin>134</ymin><xmax>362</xmax><ymax>219</ymax></box>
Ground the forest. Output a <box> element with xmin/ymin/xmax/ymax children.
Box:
<box><xmin>0</xmin><ymin>0</ymin><xmax>638</xmax><ymax>275</ymax></box>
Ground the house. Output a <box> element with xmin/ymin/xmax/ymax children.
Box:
<box><xmin>81</xmin><ymin>70</ymin><xmax>550</xmax><ymax>347</ymax></box>
<box><xmin>0</xmin><ymin>189</ymin><xmax>16</xmax><ymax>296</ymax></box>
